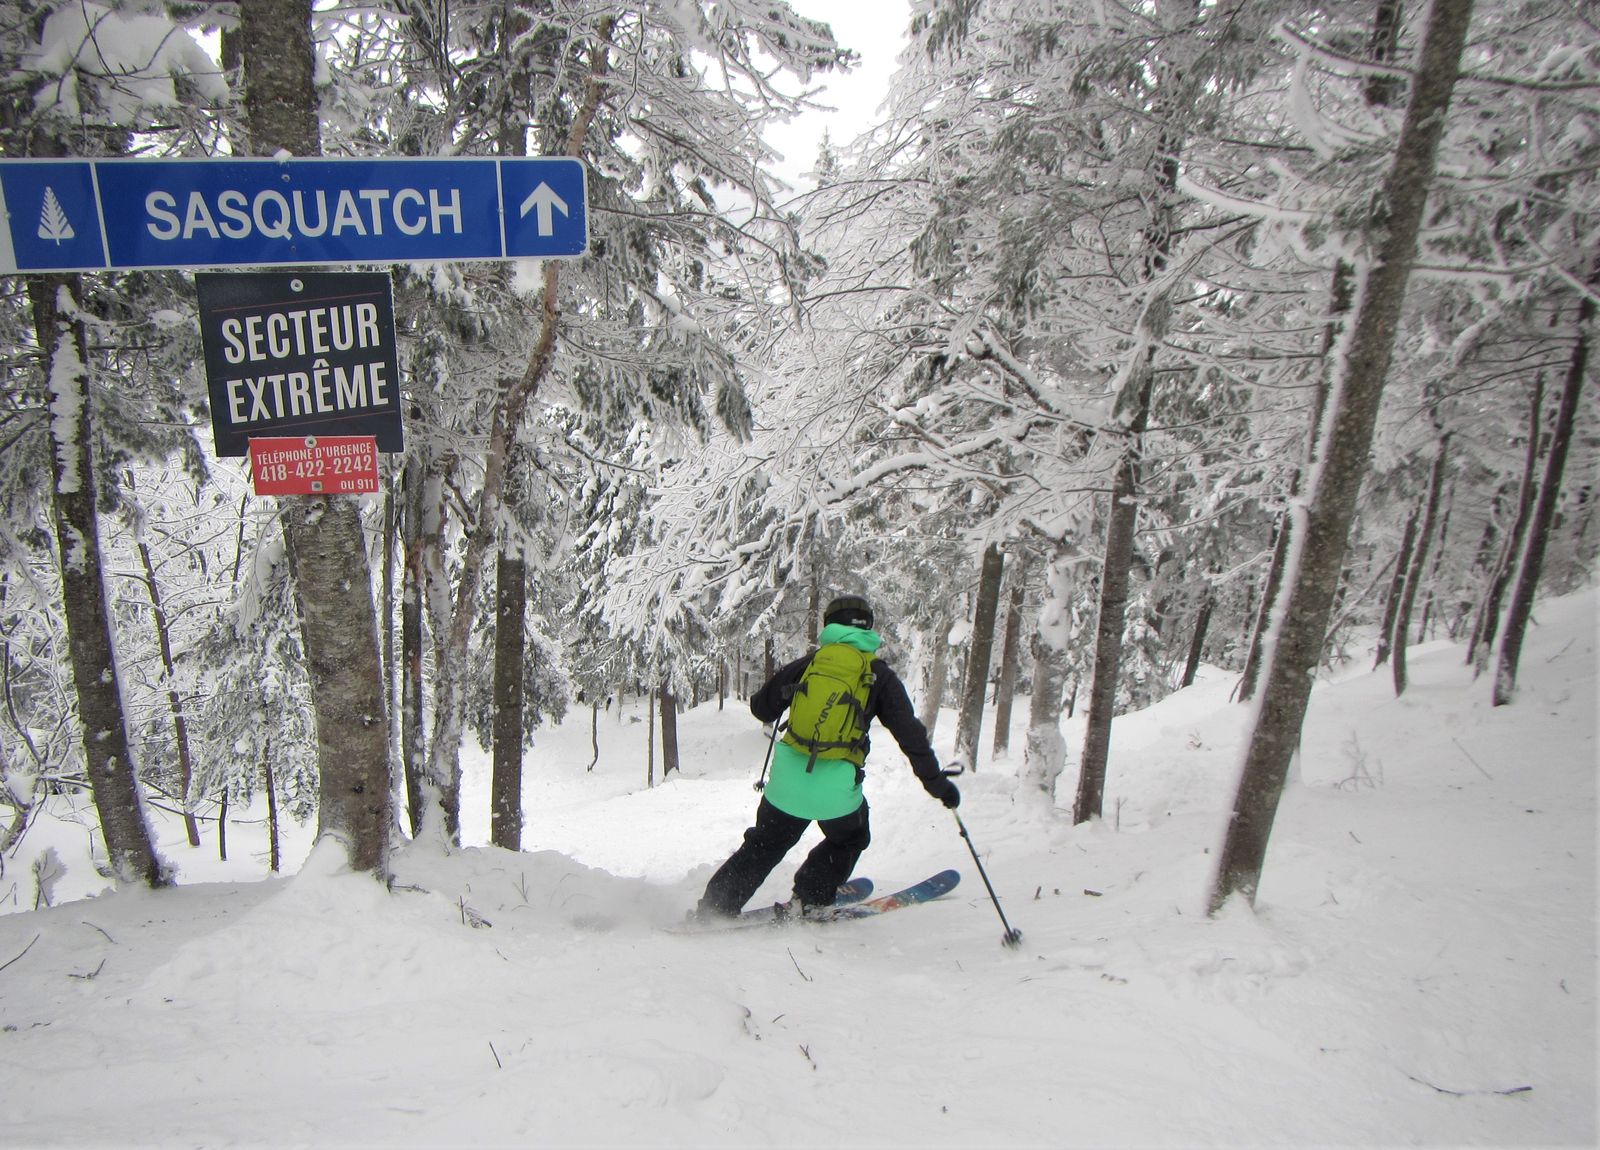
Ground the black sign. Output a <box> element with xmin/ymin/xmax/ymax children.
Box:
<box><xmin>196</xmin><ymin>272</ymin><xmax>402</xmax><ymax>457</ymax></box>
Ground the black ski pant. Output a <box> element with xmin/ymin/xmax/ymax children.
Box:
<box><xmin>698</xmin><ymin>797</ymin><xmax>871</xmax><ymax>916</ymax></box>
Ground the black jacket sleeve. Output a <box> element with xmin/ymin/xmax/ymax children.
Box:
<box><xmin>750</xmin><ymin>654</ymin><xmax>810</xmax><ymax>725</ymax></box>
<box><xmin>864</xmin><ymin>661</ymin><xmax>943</xmax><ymax>785</ymax></box>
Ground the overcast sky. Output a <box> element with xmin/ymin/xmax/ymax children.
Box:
<box><xmin>764</xmin><ymin>0</ymin><xmax>912</xmax><ymax>189</ymax></box>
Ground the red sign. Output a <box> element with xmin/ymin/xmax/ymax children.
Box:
<box><xmin>249</xmin><ymin>435</ymin><xmax>379</xmax><ymax>496</ymax></box>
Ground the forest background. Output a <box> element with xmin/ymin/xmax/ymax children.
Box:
<box><xmin>0</xmin><ymin>0</ymin><xmax>1594</xmax><ymax>921</ymax></box>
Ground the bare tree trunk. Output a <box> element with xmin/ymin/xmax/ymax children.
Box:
<box><xmin>400</xmin><ymin>452</ymin><xmax>428</xmax><ymax>837</ymax></box>
<box><xmin>646</xmin><ymin>688</ymin><xmax>657</xmax><ymax>788</ymax></box>
<box><xmin>1374</xmin><ymin>507</ymin><xmax>1420</xmax><ymax>668</ymax></box>
<box><xmin>263</xmin><ymin>736</ymin><xmax>281</xmax><ymax>874</ymax></box>
<box><xmin>587</xmin><ymin>702</ymin><xmax>600</xmax><ymax>772</ymax></box>
<box><xmin>425</xmin><ymin>20</ymin><xmax>613</xmax><ymax>842</ymax></box>
<box><xmin>991</xmin><ymin>564</ymin><xmax>1027</xmax><ymax>758</ymax></box>
<box><xmin>490</xmin><ymin>552</ymin><xmax>526</xmax><ymax>850</ymax></box>
<box><xmin>30</xmin><ymin>275</ymin><xmax>165</xmax><ymax>888</ymax></box>
<box><xmin>242</xmin><ymin>0</ymin><xmax>391</xmax><ymax>875</ymax></box>
<box><xmin>1469</xmin><ymin>377</ymin><xmax>1543</xmax><ymax>671</ymax></box>
<box><xmin>1393</xmin><ymin>433</ymin><xmax>1451</xmax><ymax>696</ymax></box>
<box><xmin>1210</xmin><ymin>0</ymin><xmax>1474</xmax><ymax>913</ymax></box>
<box><xmin>382</xmin><ymin>470</ymin><xmax>397</xmax><ymax>791</ymax></box>
<box><xmin>1493</xmin><ymin>265</ymin><xmax>1595</xmax><ymax>705</ymax></box>
<box><xmin>1022</xmin><ymin>546</ymin><xmax>1074</xmax><ymax>804</ymax></box>
<box><xmin>955</xmin><ymin>544</ymin><xmax>1006</xmax><ymax>770</ymax></box>
<box><xmin>660</xmin><ymin>682</ymin><xmax>680</xmax><ymax>776</ymax></box>
<box><xmin>1181</xmin><ymin>589</ymin><xmax>1213</xmax><ymax>688</ymax></box>
<box><xmin>1417</xmin><ymin>492</ymin><xmax>1454</xmax><ymax>642</ymax></box>
<box><xmin>129</xmin><ymin>481</ymin><xmax>201</xmax><ymax>848</ymax></box>
<box><xmin>1076</xmin><ymin>365</ymin><xmax>1154</xmax><ymax>824</ymax></box>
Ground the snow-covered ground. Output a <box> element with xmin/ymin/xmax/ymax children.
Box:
<box><xmin>2</xmin><ymin>591</ymin><xmax>1594</xmax><ymax>1148</ymax></box>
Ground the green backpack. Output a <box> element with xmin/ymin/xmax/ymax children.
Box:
<box><xmin>782</xmin><ymin>643</ymin><xmax>877</xmax><ymax>770</ymax></box>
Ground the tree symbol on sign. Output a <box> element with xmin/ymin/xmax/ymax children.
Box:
<box><xmin>37</xmin><ymin>187</ymin><xmax>75</xmax><ymax>244</ymax></box>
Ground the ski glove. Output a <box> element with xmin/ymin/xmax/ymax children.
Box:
<box><xmin>926</xmin><ymin>777</ymin><xmax>961</xmax><ymax>809</ymax></box>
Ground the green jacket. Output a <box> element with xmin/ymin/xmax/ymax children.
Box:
<box><xmin>755</xmin><ymin>623</ymin><xmax>883</xmax><ymax>825</ymax></box>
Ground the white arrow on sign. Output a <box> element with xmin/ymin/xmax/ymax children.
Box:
<box><xmin>519</xmin><ymin>182</ymin><xmax>569</xmax><ymax>237</ymax></box>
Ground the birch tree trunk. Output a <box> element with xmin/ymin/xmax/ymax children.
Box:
<box><xmin>242</xmin><ymin>0</ymin><xmax>392</xmax><ymax>874</ymax></box>
<box><xmin>1492</xmin><ymin>265</ymin><xmax>1596</xmax><ymax>705</ymax></box>
<box><xmin>30</xmin><ymin>276</ymin><xmax>165</xmax><ymax>887</ymax></box>
<box><xmin>1210</xmin><ymin>0</ymin><xmax>1475</xmax><ymax>913</ymax></box>
<box><xmin>954</xmin><ymin>544</ymin><xmax>1005</xmax><ymax>770</ymax></box>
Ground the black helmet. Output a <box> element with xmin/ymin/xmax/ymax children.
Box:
<box><xmin>824</xmin><ymin>594</ymin><xmax>874</xmax><ymax>630</ymax></box>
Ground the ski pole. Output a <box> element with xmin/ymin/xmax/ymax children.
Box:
<box><xmin>752</xmin><ymin>721</ymin><xmax>780</xmax><ymax>792</ymax></box>
<box><xmin>951</xmin><ymin>807</ymin><xmax>1023</xmax><ymax>948</ymax></box>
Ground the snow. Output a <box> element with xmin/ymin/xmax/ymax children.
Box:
<box><xmin>2</xmin><ymin>591</ymin><xmax>1594</xmax><ymax>1148</ymax></box>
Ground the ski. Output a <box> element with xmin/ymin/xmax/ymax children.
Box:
<box><xmin>672</xmin><ymin>877</ymin><xmax>873</xmax><ymax>934</ymax></box>
<box><xmin>806</xmin><ymin>868</ymin><xmax>960</xmax><ymax>921</ymax></box>
<box><xmin>737</xmin><ymin>875</ymin><xmax>874</xmax><ymax>923</ymax></box>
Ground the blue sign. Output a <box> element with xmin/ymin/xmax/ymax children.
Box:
<box><xmin>0</xmin><ymin>156</ymin><xmax>587</xmax><ymax>272</ymax></box>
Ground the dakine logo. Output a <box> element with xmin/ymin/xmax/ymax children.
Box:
<box><xmin>37</xmin><ymin>187</ymin><xmax>74</xmax><ymax>244</ymax></box>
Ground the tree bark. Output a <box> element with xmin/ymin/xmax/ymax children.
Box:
<box><xmin>1374</xmin><ymin>507</ymin><xmax>1420</xmax><ymax>668</ymax></box>
<box><xmin>587</xmin><ymin>701</ymin><xmax>600</xmax><ymax>772</ymax></box>
<box><xmin>646</xmin><ymin>687</ymin><xmax>657</xmax><ymax>788</ymax></box>
<box><xmin>399</xmin><ymin>452</ymin><xmax>427</xmax><ymax>837</ymax></box>
<box><xmin>1469</xmin><ymin>378</ymin><xmax>1543</xmax><ymax>671</ymax></box>
<box><xmin>660</xmin><ymin>682</ymin><xmax>680</xmax><ymax>776</ymax></box>
<box><xmin>991</xmin><ymin>564</ymin><xmax>1027</xmax><ymax>758</ymax></box>
<box><xmin>242</xmin><ymin>0</ymin><xmax>392</xmax><ymax>875</ymax></box>
<box><xmin>1393</xmin><ymin>433</ymin><xmax>1451</xmax><ymax>696</ymax></box>
<box><xmin>1209</xmin><ymin>0</ymin><xmax>1475</xmax><ymax>913</ymax></box>
<box><xmin>954</xmin><ymin>544</ymin><xmax>1006</xmax><ymax>770</ymax></box>
<box><xmin>1076</xmin><ymin>364</ymin><xmax>1154</xmax><ymax>824</ymax></box>
<box><xmin>263</xmin><ymin>736</ymin><xmax>281</xmax><ymax>874</ymax></box>
<box><xmin>490</xmin><ymin>552</ymin><xmax>526</xmax><ymax>850</ymax></box>
<box><xmin>30</xmin><ymin>275</ymin><xmax>166</xmax><ymax>888</ymax></box>
<box><xmin>1493</xmin><ymin>265</ymin><xmax>1595</xmax><ymax>705</ymax></box>
<box><xmin>1181</xmin><ymin>589</ymin><xmax>1213</xmax><ymax>689</ymax></box>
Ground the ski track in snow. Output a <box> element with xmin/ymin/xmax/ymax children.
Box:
<box><xmin>1</xmin><ymin>591</ymin><xmax>1593</xmax><ymax>1148</ymax></box>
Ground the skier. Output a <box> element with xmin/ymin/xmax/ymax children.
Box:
<box><xmin>693</xmin><ymin>594</ymin><xmax>960</xmax><ymax>921</ymax></box>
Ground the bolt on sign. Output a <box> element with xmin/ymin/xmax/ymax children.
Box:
<box><xmin>195</xmin><ymin>271</ymin><xmax>402</xmax><ymax>460</ymax></box>
<box><xmin>249</xmin><ymin>435</ymin><xmax>379</xmax><ymax>496</ymax></box>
